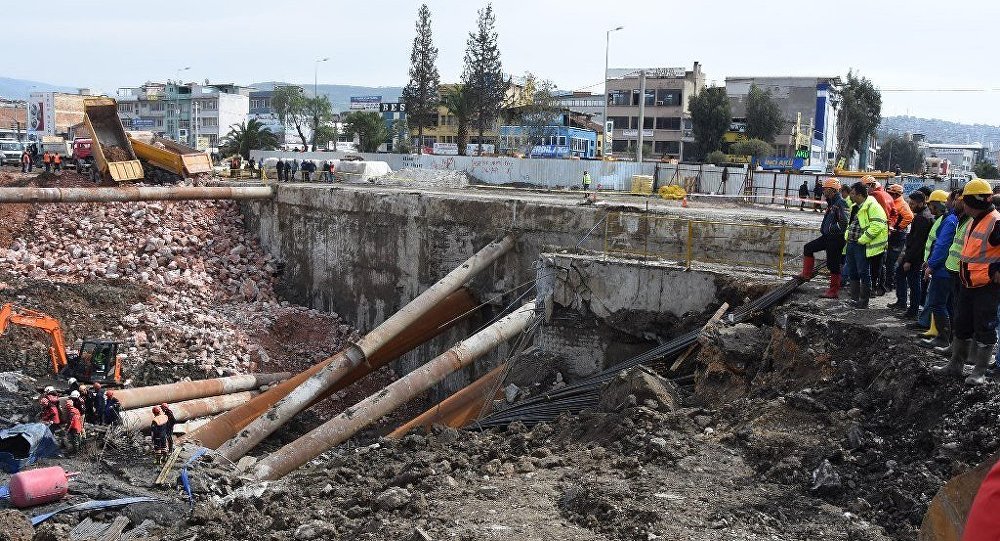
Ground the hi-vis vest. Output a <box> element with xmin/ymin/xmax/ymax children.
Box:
<box><xmin>846</xmin><ymin>196</ymin><xmax>888</xmax><ymax>258</ymax></box>
<box><xmin>946</xmin><ymin>217</ymin><xmax>971</xmax><ymax>273</ymax></box>
<box><xmin>925</xmin><ymin>216</ymin><xmax>942</xmax><ymax>262</ymax></box>
<box><xmin>960</xmin><ymin>209</ymin><xmax>1000</xmax><ymax>288</ymax></box>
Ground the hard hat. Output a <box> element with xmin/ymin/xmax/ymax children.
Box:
<box><xmin>929</xmin><ymin>190</ymin><xmax>949</xmax><ymax>203</ymax></box>
<box><xmin>964</xmin><ymin>178</ymin><xmax>993</xmax><ymax>196</ymax></box>
<box><xmin>67</xmin><ymin>377</ymin><xmax>77</xmax><ymax>384</ymax></box>
<box><xmin>862</xmin><ymin>175</ymin><xmax>877</xmax><ymax>185</ymax></box>
<box><xmin>70</xmin><ymin>390</ymin><xmax>80</xmax><ymax>398</ymax></box>
<box><xmin>44</xmin><ymin>386</ymin><xmax>54</xmax><ymax>393</ymax></box>
<box><xmin>152</xmin><ymin>406</ymin><xmax>161</xmax><ymax>415</ymax></box>
<box><xmin>887</xmin><ymin>184</ymin><xmax>904</xmax><ymax>195</ymax></box>
<box><xmin>822</xmin><ymin>178</ymin><xmax>841</xmax><ymax>190</ymax></box>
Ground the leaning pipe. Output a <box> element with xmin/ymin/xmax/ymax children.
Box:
<box><xmin>216</xmin><ymin>236</ymin><xmax>514</xmax><ymax>462</ymax></box>
<box><xmin>388</xmin><ymin>362</ymin><xmax>509</xmax><ymax>438</ymax></box>
<box><xmin>184</xmin><ymin>288</ymin><xmax>479</xmax><ymax>450</ymax></box>
<box><xmin>252</xmin><ymin>301</ymin><xmax>537</xmax><ymax>481</ymax></box>
<box><xmin>0</xmin><ymin>186</ymin><xmax>273</xmax><ymax>204</ymax></box>
<box><xmin>119</xmin><ymin>391</ymin><xmax>257</xmax><ymax>431</ymax></box>
<box><xmin>113</xmin><ymin>372</ymin><xmax>290</xmax><ymax>410</ymax></box>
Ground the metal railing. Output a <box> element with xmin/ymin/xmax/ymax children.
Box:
<box><xmin>602</xmin><ymin>212</ymin><xmax>815</xmax><ymax>277</ymax></box>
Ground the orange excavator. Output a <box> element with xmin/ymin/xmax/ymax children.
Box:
<box><xmin>0</xmin><ymin>303</ymin><xmax>123</xmax><ymax>384</ymax></box>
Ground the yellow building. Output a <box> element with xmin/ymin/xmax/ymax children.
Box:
<box><xmin>411</xmin><ymin>82</ymin><xmax>530</xmax><ymax>152</ymax></box>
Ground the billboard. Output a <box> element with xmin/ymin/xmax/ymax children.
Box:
<box><xmin>350</xmin><ymin>96</ymin><xmax>382</xmax><ymax>110</ymax></box>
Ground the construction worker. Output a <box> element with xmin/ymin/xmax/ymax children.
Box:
<box><xmin>42</xmin><ymin>151</ymin><xmax>51</xmax><ymax>173</ymax></box>
<box><xmin>863</xmin><ymin>177</ymin><xmax>897</xmax><ymax>296</ymax></box>
<box><xmin>583</xmin><ymin>171</ymin><xmax>592</xmax><ymax>193</ymax></box>
<box><xmin>889</xmin><ymin>191</ymin><xmax>933</xmax><ymax>319</ymax></box>
<box><xmin>884</xmin><ymin>183</ymin><xmax>914</xmax><ymax>292</ymax></box>
<box><xmin>63</xmin><ymin>400</ymin><xmax>83</xmax><ymax>454</ymax></box>
<box><xmin>798</xmin><ymin>180</ymin><xmax>810</xmax><ymax>211</ymax></box>
<box><xmin>38</xmin><ymin>397</ymin><xmax>60</xmax><ymax>425</ymax></box>
<box><xmin>925</xmin><ymin>190</ymin><xmax>970</xmax><ymax>352</ymax></box>
<box><xmin>53</xmin><ymin>153</ymin><xmax>62</xmax><ymax>172</ymax></box>
<box><xmin>916</xmin><ymin>191</ymin><xmax>960</xmax><ymax>344</ymax></box>
<box><xmin>939</xmin><ymin>179</ymin><xmax>1000</xmax><ymax>385</ymax></box>
<box><xmin>798</xmin><ymin>178</ymin><xmax>848</xmax><ymax>298</ymax></box>
<box><xmin>812</xmin><ymin>178</ymin><xmax>823</xmax><ymax>212</ymax></box>
<box><xmin>842</xmin><ymin>181</ymin><xmax>888</xmax><ymax>308</ymax></box>
<box><xmin>150</xmin><ymin>406</ymin><xmax>171</xmax><ymax>462</ymax></box>
<box><xmin>92</xmin><ymin>382</ymin><xmax>107</xmax><ymax>425</ymax></box>
<box><xmin>20</xmin><ymin>150</ymin><xmax>32</xmax><ymax>173</ymax></box>
<box><xmin>161</xmin><ymin>402</ymin><xmax>177</xmax><ymax>452</ymax></box>
<box><xmin>103</xmin><ymin>390</ymin><xmax>121</xmax><ymax>425</ymax></box>
<box><xmin>66</xmin><ymin>377</ymin><xmax>79</xmax><ymax>394</ymax></box>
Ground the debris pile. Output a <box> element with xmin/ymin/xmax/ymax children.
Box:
<box><xmin>374</xmin><ymin>167</ymin><xmax>471</xmax><ymax>189</ymax></box>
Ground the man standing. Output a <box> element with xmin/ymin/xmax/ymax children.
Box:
<box><xmin>864</xmin><ymin>177</ymin><xmax>898</xmax><ymax>296</ymax></box>
<box><xmin>938</xmin><ymin>179</ymin><xmax>1000</xmax><ymax>384</ymax></box>
<box><xmin>925</xmin><ymin>191</ymin><xmax>970</xmax><ymax>351</ymax></box>
<box><xmin>161</xmin><ymin>402</ymin><xmax>176</xmax><ymax>452</ymax></box>
<box><xmin>884</xmin><ymin>183</ymin><xmax>914</xmax><ymax>292</ymax></box>
<box><xmin>21</xmin><ymin>150</ymin><xmax>31</xmax><ymax>173</ymax></box>
<box><xmin>276</xmin><ymin>159</ymin><xmax>285</xmax><ymax>182</ymax></box>
<box><xmin>797</xmin><ymin>178</ymin><xmax>848</xmax><ymax>298</ymax></box>
<box><xmin>798</xmin><ymin>180</ymin><xmax>810</xmax><ymax>211</ymax></box>
<box><xmin>53</xmin><ymin>153</ymin><xmax>62</xmax><ymax>173</ymax></box>
<box><xmin>92</xmin><ymin>382</ymin><xmax>107</xmax><ymax>425</ymax></box>
<box><xmin>813</xmin><ymin>178</ymin><xmax>824</xmax><ymax>212</ymax></box>
<box><xmin>889</xmin><ymin>191</ymin><xmax>933</xmax><ymax>318</ymax></box>
<box><xmin>103</xmin><ymin>390</ymin><xmax>121</xmax><ymax>425</ymax></box>
<box><xmin>842</xmin><ymin>182</ymin><xmax>888</xmax><ymax>308</ymax></box>
<box><xmin>918</xmin><ymin>191</ymin><xmax>960</xmax><ymax>345</ymax></box>
<box><xmin>289</xmin><ymin>159</ymin><xmax>299</xmax><ymax>181</ymax></box>
<box><xmin>582</xmin><ymin>171</ymin><xmax>592</xmax><ymax>196</ymax></box>
<box><xmin>63</xmin><ymin>400</ymin><xmax>83</xmax><ymax>454</ymax></box>
<box><xmin>42</xmin><ymin>151</ymin><xmax>51</xmax><ymax>173</ymax></box>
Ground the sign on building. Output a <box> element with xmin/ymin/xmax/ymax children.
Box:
<box><xmin>131</xmin><ymin>118</ymin><xmax>155</xmax><ymax>129</ymax></box>
<box><xmin>350</xmin><ymin>96</ymin><xmax>382</xmax><ymax>110</ymax></box>
<box><xmin>433</xmin><ymin>142</ymin><xmax>458</xmax><ymax>155</ymax></box>
<box><xmin>379</xmin><ymin>102</ymin><xmax>406</xmax><ymax>113</ymax></box>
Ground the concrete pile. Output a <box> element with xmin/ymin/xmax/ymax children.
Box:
<box><xmin>0</xmin><ymin>199</ymin><xmax>353</xmax><ymax>373</ymax></box>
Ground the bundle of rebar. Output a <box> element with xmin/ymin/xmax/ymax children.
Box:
<box><xmin>476</xmin><ymin>276</ymin><xmax>804</xmax><ymax>428</ymax></box>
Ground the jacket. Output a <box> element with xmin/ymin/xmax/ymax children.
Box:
<box><xmin>927</xmin><ymin>211</ymin><xmax>959</xmax><ymax>279</ymax></box>
<box><xmin>903</xmin><ymin>208</ymin><xmax>934</xmax><ymax>266</ymax></box>
<box><xmin>846</xmin><ymin>196</ymin><xmax>888</xmax><ymax>257</ymax></box>
<box><xmin>820</xmin><ymin>194</ymin><xmax>849</xmax><ymax>236</ymax></box>
<box><xmin>65</xmin><ymin>405</ymin><xmax>83</xmax><ymax>433</ymax></box>
<box><xmin>946</xmin><ymin>216</ymin><xmax>971</xmax><ymax>273</ymax></box>
<box><xmin>40</xmin><ymin>405</ymin><xmax>60</xmax><ymax>425</ymax></box>
<box><xmin>870</xmin><ymin>188</ymin><xmax>897</xmax><ymax>229</ymax></box>
<box><xmin>892</xmin><ymin>196</ymin><xmax>914</xmax><ymax>231</ymax></box>
<box><xmin>959</xmin><ymin>209</ymin><xmax>1000</xmax><ymax>288</ymax></box>
<box><xmin>798</xmin><ymin>183</ymin><xmax>810</xmax><ymax>197</ymax></box>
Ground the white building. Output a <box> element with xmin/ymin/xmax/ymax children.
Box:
<box><xmin>918</xmin><ymin>143</ymin><xmax>986</xmax><ymax>176</ymax></box>
<box><xmin>117</xmin><ymin>82</ymin><xmax>250</xmax><ymax>151</ymax></box>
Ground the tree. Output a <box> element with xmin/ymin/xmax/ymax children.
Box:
<box><xmin>706</xmin><ymin>150</ymin><xmax>727</xmax><ymax>165</ymax></box>
<box><xmin>344</xmin><ymin>111</ymin><xmax>390</xmax><ymax>153</ymax></box>
<box><xmin>306</xmin><ymin>95</ymin><xmax>335</xmax><ymax>151</ymax></box>
<box><xmin>504</xmin><ymin>73</ymin><xmax>560</xmax><ymax>157</ymax></box>
<box><xmin>441</xmin><ymin>85</ymin><xmax>473</xmax><ymax>155</ymax></box>
<box><xmin>312</xmin><ymin>123</ymin><xmax>339</xmax><ymax>151</ymax></box>
<box><xmin>391</xmin><ymin>118</ymin><xmax>412</xmax><ymax>154</ymax></box>
<box><xmin>401</xmin><ymin>4</ymin><xmax>440</xmax><ymax>154</ymax></box>
<box><xmin>688</xmin><ymin>86</ymin><xmax>731</xmax><ymax>161</ymax></box>
<box><xmin>874</xmin><ymin>134</ymin><xmax>923</xmax><ymax>173</ymax></box>
<box><xmin>462</xmin><ymin>3</ymin><xmax>507</xmax><ymax>154</ymax></box>
<box><xmin>220</xmin><ymin>119</ymin><xmax>280</xmax><ymax>159</ymax></box>
<box><xmin>745</xmin><ymin>84</ymin><xmax>783</xmax><ymax>143</ymax></box>
<box><xmin>836</xmin><ymin>71</ymin><xmax>882</xmax><ymax>165</ymax></box>
<box><xmin>731</xmin><ymin>138</ymin><xmax>773</xmax><ymax>159</ymax></box>
<box><xmin>974</xmin><ymin>161</ymin><xmax>1000</xmax><ymax>179</ymax></box>
<box><xmin>271</xmin><ymin>85</ymin><xmax>310</xmax><ymax>149</ymax></box>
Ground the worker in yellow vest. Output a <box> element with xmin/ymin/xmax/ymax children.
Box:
<box><xmin>938</xmin><ymin>179</ymin><xmax>1000</xmax><ymax>384</ymax></box>
<box><xmin>842</xmin><ymin>181</ymin><xmax>889</xmax><ymax>309</ymax></box>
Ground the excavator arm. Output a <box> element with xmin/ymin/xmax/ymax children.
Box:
<box><xmin>0</xmin><ymin>303</ymin><xmax>71</xmax><ymax>375</ymax></box>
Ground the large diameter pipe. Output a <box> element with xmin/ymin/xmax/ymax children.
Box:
<box><xmin>388</xmin><ymin>362</ymin><xmax>508</xmax><ymax>438</ymax></box>
<box><xmin>252</xmin><ymin>301</ymin><xmax>537</xmax><ymax>481</ymax></box>
<box><xmin>0</xmin><ymin>186</ymin><xmax>273</xmax><ymax>204</ymax></box>
<box><xmin>185</xmin><ymin>288</ymin><xmax>479</xmax><ymax>449</ymax></box>
<box><xmin>120</xmin><ymin>391</ymin><xmax>257</xmax><ymax>431</ymax></box>
<box><xmin>113</xmin><ymin>372</ymin><xmax>290</xmax><ymax>410</ymax></box>
<box><xmin>216</xmin><ymin>237</ymin><xmax>514</xmax><ymax>462</ymax></box>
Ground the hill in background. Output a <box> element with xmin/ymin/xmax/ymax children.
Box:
<box><xmin>882</xmin><ymin>115</ymin><xmax>1000</xmax><ymax>150</ymax></box>
<box><xmin>0</xmin><ymin>77</ymin><xmax>79</xmax><ymax>100</ymax></box>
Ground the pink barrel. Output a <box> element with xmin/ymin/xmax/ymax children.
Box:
<box><xmin>9</xmin><ymin>466</ymin><xmax>69</xmax><ymax>508</ymax></box>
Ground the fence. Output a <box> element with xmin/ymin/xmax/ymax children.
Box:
<box><xmin>603</xmin><ymin>212</ymin><xmax>816</xmax><ymax>276</ymax></box>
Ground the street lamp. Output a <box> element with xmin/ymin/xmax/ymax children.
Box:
<box><xmin>314</xmin><ymin>57</ymin><xmax>329</xmax><ymax>97</ymax></box>
<box><xmin>602</xmin><ymin>26</ymin><xmax>624</xmax><ymax>158</ymax></box>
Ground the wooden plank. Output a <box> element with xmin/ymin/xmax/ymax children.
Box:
<box><xmin>669</xmin><ymin>302</ymin><xmax>729</xmax><ymax>373</ymax></box>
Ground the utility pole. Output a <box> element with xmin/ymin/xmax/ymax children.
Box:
<box><xmin>602</xmin><ymin>26</ymin><xmax>623</xmax><ymax>158</ymax></box>
<box><xmin>636</xmin><ymin>70</ymin><xmax>646</xmax><ymax>163</ymax></box>
<box><xmin>313</xmin><ymin>57</ymin><xmax>330</xmax><ymax>152</ymax></box>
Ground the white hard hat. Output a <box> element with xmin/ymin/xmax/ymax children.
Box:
<box><xmin>67</xmin><ymin>377</ymin><xmax>77</xmax><ymax>384</ymax></box>
<box><xmin>44</xmin><ymin>386</ymin><xmax>55</xmax><ymax>393</ymax></box>
<box><xmin>70</xmin><ymin>390</ymin><xmax>80</xmax><ymax>398</ymax></box>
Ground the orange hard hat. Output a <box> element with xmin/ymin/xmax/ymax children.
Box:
<box><xmin>822</xmin><ymin>178</ymin><xmax>841</xmax><ymax>190</ymax></box>
<box><xmin>887</xmin><ymin>184</ymin><xmax>904</xmax><ymax>195</ymax></box>
<box><xmin>152</xmin><ymin>406</ymin><xmax>161</xmax><ymax>415</ymax></box>
<box><xmin>862</xmin><ymin>175</ymin><xmax>877</xmax><ymax>185</ymax></box>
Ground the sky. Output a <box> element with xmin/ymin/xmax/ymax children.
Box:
<box><xmin>5</xmin><ymin>0</ymin><xmax>1000</xmax><ymax>125</ymax></box>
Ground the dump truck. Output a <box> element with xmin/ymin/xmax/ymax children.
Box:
<box><xmin>128</xmin><ymin>131</ymin><xmax>212</xmax><ymax>179</ymax></box>
<box><xmin>82</xmin><ymin>97</ymin><xmax>143</xmax><ymax>183</ymax></box>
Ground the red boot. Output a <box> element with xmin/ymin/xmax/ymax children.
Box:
<box><xmin>797</xmin><ymin>256</ymin><xmax>815</xmax><ymax>280</ymax></box>
<box><xmin>821</xmin><ymin>274</ymin><xmax>841</xmax><ymax>298</ymax></box>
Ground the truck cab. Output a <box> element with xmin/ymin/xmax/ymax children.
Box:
<box><xmin>72</xmin><ymin>138</ymin><xmax>94</xmax><ymax>171</ymax></box>
<box><xmin>0</xmin><ymin>140</ymin><xmax>24</xmax><ymax>166</ymax></box>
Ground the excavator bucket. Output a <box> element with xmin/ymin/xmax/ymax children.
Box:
<box><xmin>919</xmin><ymin>452</ymin><xmax>1000</xmax><ymax>541</ymax></box>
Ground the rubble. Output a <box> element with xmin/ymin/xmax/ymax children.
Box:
<box><xmin>373</xmin><ymin>167</ymin><xmax>471</xmax><ymax>189</ymax></box>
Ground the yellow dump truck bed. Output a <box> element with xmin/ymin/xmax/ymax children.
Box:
<box><xmin>83</xmin><ymin>97</ymin><xmax>143</xmax><ymax>182</ymax></box>
<box><xmin>129</xmin><ymin>134</ymin><xmax>213</xmax><ymax>177</ymax></box>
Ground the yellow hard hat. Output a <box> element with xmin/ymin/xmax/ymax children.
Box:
<box><xmin>963</xmin><ymin>178</ymin><xmax>993</xmax><ymax>196</ymax></box>
<box><xmin>887</xmin><ymin>184</ymin><xmax>904</xmax><ymax>195</ymax></box>
<box><xmin>928</xmin><ymin>190</ymin><xmax>949</xmax><ymax>203</ymax></box>
<box><xmin>822</xmin><ymin>177</ymin><xmax>841</xmax><ymax>190</ymax></box>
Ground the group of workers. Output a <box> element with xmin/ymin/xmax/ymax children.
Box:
<box><xmin>799</xmin><ymin>175</ymin><xmax>1000</xmax><ymax>385</ymax></box>
<box><xmin>36</xmin><ymin>379</ymin><xmax>176</xmax><ymax>458</ymax></box>
<box><xmin>20</xmin><ymin>150</ymin><xmax>65</xmax><ymax>174</ymax></box>
<box><xmin>275</xmin><ymin>158</ymin><xmax>336</xmax><ymax>182</ymax></box>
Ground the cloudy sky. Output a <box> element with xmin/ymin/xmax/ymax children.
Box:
<box><xmin>6</xmin><ymin>0</ymin><xmax>998</xmax><ymax>124</ymax></box>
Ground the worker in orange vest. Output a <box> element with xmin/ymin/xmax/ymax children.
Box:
<box><xmin>53</xmin><ymin>153</ymin><xmax>62</xmax><ymax>172</ymax></box>
<box><xmin>939</xmin><ymin>179</ymin><xmax>1000</xmax><ymax>385</ymax></box>
<box><xmin>42</xmin><ymin>151</ymin><xmax>52</xmax><ymax>173</ymax></box>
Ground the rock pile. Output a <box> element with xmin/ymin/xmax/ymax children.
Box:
<box><xmin>374</xmin><ymin>167</ymin><xmax>471</xmax><ymax>189</ymax></box>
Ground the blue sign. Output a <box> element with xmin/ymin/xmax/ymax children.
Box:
<box><xmin>756</xmin><ymin>156</ymin><xmax>805</xmax><ymax>170</ymax></box>
<box><xmin>350</xmin><ymin>96</ymin><xmax>382</xmax><ymax>110</ymax></box>
<box><xmin>530</xmin><ymin>145</ymin><xmax>570</xmax><ymax>158</ymax></box>
<box><xmin>131</xmin><ymin>118</ymin><xmax>155</xmax><ymax>129</ymax></box>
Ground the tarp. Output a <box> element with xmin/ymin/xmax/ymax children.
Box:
<box><xmin>30</xmin><ymin>496</ymin><xmax>161</xmax><ymax>526</ymax></box>
<box><xmin>0</xmin><ymin>423</ymin><xmax>60</xmax><ymax>473</ymax></box>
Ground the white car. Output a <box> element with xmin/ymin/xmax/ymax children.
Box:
<box><xmin>0</xmin><ymin>140</ymin><xmax>24</xmax><ymax>166</ymax></box>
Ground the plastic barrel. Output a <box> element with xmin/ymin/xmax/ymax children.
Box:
<box><xmin>9</xmin><ymin>466</ymin><xmax>69</xmax><ymax>508</ymax></box>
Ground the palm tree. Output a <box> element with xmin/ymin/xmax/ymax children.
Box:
<box><xmin>220</xmin><ymin>119</ymin><xmax>280</xmax><ymax>159</ymax></box>
<box><xmin>440</xmin><ymin>85</ymin><xmax>473</xmax><ymax>155</ymax></box>
<box><xmin>344</xmin><ymin>112</ymin><xmax>391</xmax><ymax>153</ymax></box>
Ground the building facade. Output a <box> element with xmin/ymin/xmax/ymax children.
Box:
<box><xmin>26</xmin><ymin>91</ymin><xmax>93</xmax><ymax>139</ymax></box>
<box><xmin>117</xmin><ymin>82</ymin><xmax>250</xmax><ymax>151</ymax></box>
<box><xmin>920</xmin><ymin>143</ymin><xmax>983</xmax><ymax>175</ymax></box>
<box><xmin>605</xmin><ymin>63</ymin><xmax>705</xmax><ymax>160</ymax></box>
<box><xmin>499</xmin><ymin>124</ymin><xmax>598</xmax><ymax>159</ymax></box>
<box><xmin>725</xmin><ymin>76</ymin><xmax>841</xmax><ymax>168</ymax></box>
<box><xmin>554</xmin><ymin>91</ymin><xmax>605</xmax><ymax>127</ymax></box>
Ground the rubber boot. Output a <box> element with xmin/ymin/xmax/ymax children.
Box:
<box><xmin>921</xmin><ymin>317</ymin><xmax>951</xmax><ymax>349</ymax></box>
<box><xmin>965</xmin><ymin>342</ymin><xmax>994</xmax><ymax>385</ymax></box>
<box><xmin>918</xmin><ymin>315</ymin><xmax>938</xmax><ymax>339</ymax></box>
<box><xmin>848</xmin><ymin>281</ymin><xmax>860</xmax><ymax>303</ymax></box>
<box><xmin>852</xmin><ymin>281</ymin><xmax>871</xmax><ymax>308</ymax></box>
<box><xmin>936</xmin><ymin>338</ymin><xmax>971</xmax><ymax>376</ymax></box>
<box><xmin>820</xmin><ymin>274</ymin><xmax>841</xmax><ymax>299</ymax></box>
<box><xmin>798</xmin><ymin>256</ymin><xmax>816</xmax><ymax>280</ymax></box>
<box><xmin>934</xmin><ymin>340</ymin><xmax>953</xmax><ymax>356</ymax></box>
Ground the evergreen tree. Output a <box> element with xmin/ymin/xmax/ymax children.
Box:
<box><xmin>462</xmin><ymin>3</ymin><xmax>507</xmax><ymax>154</ymax></box>
<box><xmin>401</xmin><ymin>4</ymin><xmax>440</xmax><ymax>154</ymax></box>
<box><xmin>836</xmin><ymin>71</ymin><xmax>882</xmax><ymax>164</ymax></box>
<box><xmin>744</xmin><ymin>84</ymin><xmax>783</xmax><ymax>144</ymax></box>
<box><xmin>688</xmin><ymin>87</ymin><xmax>731</xmax><ymax>160</ymax></box>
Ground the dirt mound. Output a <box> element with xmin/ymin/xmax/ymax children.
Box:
<box><xmin>0</xmin><ymin>509</ymin><xmax>32</xmax><ymax>541</ymax></box>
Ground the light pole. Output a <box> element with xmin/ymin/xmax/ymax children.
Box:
<box><xmin>602</xmin><ymin>26</ymin><xmax>623</xmax><ymax>158</ymax></box>
<box><xmin>313</xmin><ymin>57</ymin><xmax>330</xmax><ymax>151</ymax></box>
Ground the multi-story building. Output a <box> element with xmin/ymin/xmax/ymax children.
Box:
<box><xmin>411</xmin><ymin>82</ymin><xmax>531</xmax><ymax>153</ymax></box>
<box><xmin>725</xmin><ymin>76</ymin><xmax>841</xmax><ymax>167</ymax></box>
<box><xmin>554</xmin><ymin>91</ymin><xmax>605</xmax><ymax>127</ymax></box>
<box><xmin>117</xmin><ymin>82</ymin><xmax>250</xmax><ymax>151</ymax></box>
<box><xmin>26</xmin><ymin>91</ymin><xmax>94</xmax><ymax>139</ymax></box>
<box><xmin>919</xmin><ymin>143</ymin><xmax>984</xmax><ymax>176</ymax></box>
<box><xmin>605</xmin><ymin>63</ymin><xmax>705</xmax><ymax>160</ymax></box>
<box><xmin>499</xmin><ymin>110</ymin><xmax>598</xmax><ymax>159</ymax></box>
<box><xmin>0</xmin><ymin>99</ymin><xmax>27</xmax><ymax>140</ymax></box>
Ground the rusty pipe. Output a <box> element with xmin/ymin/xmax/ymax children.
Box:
<box><xmin>0</xmin><ymin>186</ymin><xmax>273</xmax><ymax>204</ymax></box>
<box><xmin>120</xmin><ymin>391</ymin><xmax>258</xmax><ymax>431</ymax></box>
<box><xmin>387</xmin><ymin>362</ymin><xmax>508</xmax><ymax>438</ymax></box>
<box><xmin>113</xmin><ymin>372</ymin><xmax>290</xmax><ymax>410</ymax></box>
<box><xmin>252</xmin><ymin>301</ymin><xmax>536</xmax><ymax>481</ymax></box>
<box><xmin>216</xmin><ymin>237</ymin><xmax>514</xmax><ymax>463</ymax></box>
<box><xmin>184</xmin><ymin>288</ymin><xmax>478</xmax><ymax>449</ymax></box>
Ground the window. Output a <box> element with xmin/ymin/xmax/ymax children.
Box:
<box><xmin>608</xmin><ymin>90</ymin><xmax>629</xmax><ymax>106</ymax></box>
<box><xmin>654</xmin><ymin>140</ymin><xmax>680</xmax><ymax>155</ymax></box>
<box><xmin>611</xmin><ymin>140</ymin><xmax>629</xmax><ymax>152</ymax></box>
<box><xmin>645</xmin><ymin>90</ymin><xmax>655</xmax><ymax>106</ymax></box>
<box><xmin>643</xmin><ymin>117</ymin><xmax>654</xmax><ymax>130</ymax></box>
<box><xmin>557</xmin><ymin>136</ymin><xmax>566</xmax><ymax>147</ymax></box>
<box><xmin>608</xmin><ymin>116</ymin><xmax>629</xmax><ymax>130</ymax></box>
<box><xmin>629</xmin><ymin>117</ymin><xmax>639</xmax><ymax>129</ymax></box>
<box><xmin>655</xmin><ymin>89</ymin><xmax>682</xmax><ymax>106</ymax></box>
<box><xmin>655</xmin><ymin>117</ymin><xmax>681</xmax><ymax>130</ymax></box>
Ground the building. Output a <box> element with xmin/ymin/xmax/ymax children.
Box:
<box><xmin>117</xmin><ymin>82</ymin><xmax>251</xmax><ymax>151</ymax></box>
<box><xmin>919</xmin><ymin>143</ymin><xmax>984</xmax><ymax>176</ymax></box>
<box><xmin>605</xmin><ymin>63</ymin><xmax>705</xmax><ymax>160</ymax></box>
<box><xmin>0</xmin><ymin>99</ymin><xmax>27</xmax><ymax>140</ymax></box>
<box><xmin>554</xmin><ymin>91</ymin><xmax>606</xmax><ymax>127</ymax></box>
<box><xmin>411</xmin><ymin>82</ymin><xmax>531</xmax><ymax>153</ymax></box>
<box><xmin>26</xmin><ymin>91</ymin><xmax>95</xmax><ymax>139</ymax></box>
<box><xmin>249</xmin><ymin>90</ymin><xmax>286</xmax><ymax>142</ymax></box>
<box><xmin>499</xmin><ymin>111</ymin><xmax>598</xmax><ymax>159</ymax></box>
<box><xmin>725</xmin><ymin>76</ymin><xmax>841</xmax><ymax>168</ymax></box>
